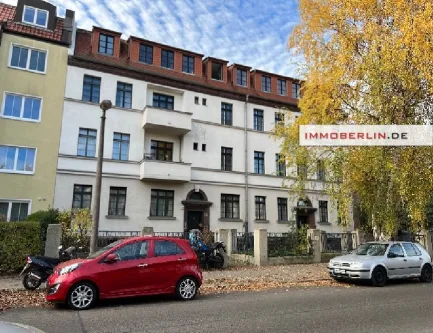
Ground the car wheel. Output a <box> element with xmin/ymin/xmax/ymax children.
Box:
<box><xmin>420</xmin><ymin>264</ymin><xmax>432</xmax><ymax>283</ymax></box>
<box><xmin>67</xmin><ymin>282</ymin><xmax>97</xmax><ymax>310</ymax></box>
<box><xmin>22</xmin><ymin>272</ymin><xmax>42</xmax><ymax>291</ymax></box>
<box><xmin>176</xmin><ymin>277</ymin><xmax>198</xmax><ymax>301</ymax></box>
<box><xmin>371</xmin><ymin>266</ymin><xmax>387</xmax><ymax>287</ymax></box>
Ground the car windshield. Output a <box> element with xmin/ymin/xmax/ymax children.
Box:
<box><xmin>87</xmin><ymin>240</ymin><xmax>124</xmax><ymax>259</ymax></box>
<box><xmin>355</xmin><ymin>243</ymin><xmax>388</xmax><ymax>256</ymax></box>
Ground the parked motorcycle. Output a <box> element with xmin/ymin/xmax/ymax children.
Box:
<box><xmin>189</xmin><ymin>229</ymin><xmax>226</xmax><ymax>269</ymax></box>
<box><xmin>20</xmin><ymin>245</ymin><xmax>78</xmax><ymax>290</ymax></box>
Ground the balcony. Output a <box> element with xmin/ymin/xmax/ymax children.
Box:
<box><xmin>140</xmin><ymin>154</ymin><xmax>191</xmax><ymax>183</ymax></box>
<box><xmin>142</xmin><ymin>106</ymin><xmax>192</xmax><ymax>135</ymax></box>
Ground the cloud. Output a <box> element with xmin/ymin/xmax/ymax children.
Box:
<box><xmin>4</xmin><ymin>0</ymin><xmax>302</xmax><ymax>78</ymax></box>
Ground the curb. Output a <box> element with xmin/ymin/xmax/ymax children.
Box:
<box><xmin>0</xmin><ymin>321</ymin><xmax>45</xmax><ymax>333</ymax></box>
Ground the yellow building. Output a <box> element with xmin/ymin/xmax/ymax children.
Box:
<box><xmin>0</xmin><ymin>0</ymin><xmax>74</xmax><ymax>220</ymax></box>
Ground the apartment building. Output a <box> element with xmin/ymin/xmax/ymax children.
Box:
<box><xmin>0</xmin><ymin>0</ymin><xmax>74</xmax><ymax>221</ymax></box>
<box><xmin>53</xmin><ymin>25</ymin><xmax>353</xmax><ymax>234</ymax></box>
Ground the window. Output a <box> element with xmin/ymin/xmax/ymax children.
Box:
<box><xmin>292</xmin><ymin>82</ymin><xmax>301</xmax><ymax>99</ymax></box>
<box><xmin>221</xmin><ymin>102</ymin><xmax>232</xmax><ymax>125</ymax></box>
<box><xmin>254</xmin><ymin>151</ymin><xmax>265</xmax><ymax>174</ymax></box>
<box><xmin>220</xmin><ymin>194</ymin><xmax>240</xmax><ymax>219</ymax></box>
<box><xmin>221</xmin><ymin>147</ymin><xmax>233</xmax><ymax>171</ymax></box>
<box><xmin>10</xmin><ymin>45</ymin><xmax>46</xmax><ymax>73</ymax></box>
<box><xmin>237</xmin><ymin>69</ymin><xmax>247</xmax><ymax>86</ymax></box>
<box><xmin>98</xmin><ymin>34</ymin><xmax>114</xmax><ymax>56</ymax></box>
<box><xmin>114</xmin><ymin>241</ymin><xmax>148</xmax><ymax>261</ymax></box>
<box><xmin>108</xmin><ymin>187</ymin><xmax>127</xmax><ymax>216</ymax></box>
<box><xmin>402</xmin><ymin>243</ymin><xmax>419</xmax><ymax>257</ymax></box>
<box><xmin>211</xmin><ymin>63</ymin><xmax>223</xmax><ymax>80</ymax></box>
<box><xmin>82</xmin><ymin>75</ymin><xmax>101</xmax><ymax>103</ymax></box>
<box><xmin>150</xmin><ymin>140</ymin><xmax>173</xmax><ymax>161</ymax></box>
<box><xmin>276</xmin><ymin>154</ymin><xmax>286</xmax><ymax>177</ymax></box>
<box><xmin>139</xmin><ymin>44</ymin><xmax>153</xmax><ymax>64</ymax></box>
<box><xmin>150</xmin><ymin>190</ymin><xmax>174</xmax><ymax>217</ymax></box>
<box><xmin>262</xmin><ymin>76</ymin><xmax>271</xmax><ymax>92</ymax></box>
<box><xmin>0</xmin><ymin>145</ymin><xmax>36</xmax><ymax>173</ymax></box>
<box><xmin>193</xmin><ymin>142</ymin><xmax>198</xmax><ymax>151</ymax></box>
<box><xmin>72</xmin><ymin>185</ymin><xmax>92</xmax><ymax>209</ymax></box>
<box><xmin>112</xmin><ymin>133</ymin><xmax>130</xmax><ymax>161</ymax></box>
<box><xmin>255</xmin><ymin>196</ymin><xmax>266</xmax><ymax>220</ymax></box>
<box><xmin>319</xmin><ymin>200</ymin><xmax>328</xmax><ymax>223</ymax></box>
<box><xmin>388</xmin><ymin>244</ymin><xmax>404</xmax><ymax>257</ymax></box>
<box><xmin>22</xmin><ymin>6</ymin><xmax>48</xmax><ymax>28</ymax></box>
<box><xmin>77</xmin><ymin>128</ymin><xmax>97</xmax><ymax>157</ymax></box>
<box><xmin>277</xmin><ymin>79</ymin><xmax>287</xmax><ymax>96</ymax></box>
<box><xmin>161</xmin><ymin>50</ymin><xmax>174</xmax><ymax>69</ymax></box>
<box><xmin>254</xmin><ymin>109</ymin><xmax>264</xmax><ymax>131</ymax></box>
<box><xmin>275</xmin><ymin>112</ymin><xmax>284</xmax><ymax>125</ymax></box>
<box><xmin>202</xmin><ymin>144</ymin><xmax>206</xmax><ymax>151</ymax></box>
<box><xmin>116</xmin><ymin>82</ymin><xmax>132</xmax><ymax>109</ymax></box>
<box><xmin>202</xmin><ymin>98</ymin><xmax>207</xmax><ymax>106</ymax></box>
<box><xmin>153</xmin><ymin>93</ymin><xmax>174</xmax><ymax>110</ymax></box>
<box><xmin>154</xmin><ymin>240</ymin><xmax>185</xmax><ymax>256</ymax></box>
<box><xmin>2</xmin><ymin>93</ymin><xmax>41</xmax><ymax>121</ymax></box>
<box><xmin>0</xmin><ymin>201</ymin><xmax>29</xmax><ymax>222</ymax></box>
<box><xmin>182</xmin><ymin>55</ymin><xmax>194</xmax><ymax>74</ymax></box>
<box><xmin>194</xmin><ymin>96</ymin><xmax>199</xmax><ymax>105</ymax></box>
<box><xmin>317</xmin><ymin>160</ymin><xmax>325</xmax><ymax>180</ymax></box>
<box><xmin>278</xmin><ymin>198</ymin><xmax>288</xmax><ymax>221</ymax></box>
<box><xmin>297</xmin><ymin>163</ymin><xmax>307</xmax><ymax>177</ymax></box>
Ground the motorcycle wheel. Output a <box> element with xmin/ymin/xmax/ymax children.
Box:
<box><xmin>22</xmin><ymin>272</ymin><xmax>42</xmax><ymax>291</ymax></box>
<box><xmin>211</xmin><ymin>253</ymin><xmax>224</xmax><ymax>269</ymax></box>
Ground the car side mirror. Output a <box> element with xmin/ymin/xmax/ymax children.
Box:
<box><xmin>388</xmin><ymin>252</ymin><xmax>397</xmax><ymax>258</ymax></box>
<box><xmin>104</xmin><ymin>253</ymin><xmax>119</xmax><ymax>263</ymax></box>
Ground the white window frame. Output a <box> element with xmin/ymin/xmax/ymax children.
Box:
<box><xmin>22</xmin><ymin>5</ymin><xmax>49</xmax><ymax>28</ymax></box>
<box><xmin>1</xmin><ymin>92</ymin><xmax>43</xmax><ymax>122</ymax></box>
<box><xmin>0</xmin><ymin>199</ymin><xmax>32</xmax><ymax>222</ymax></box>
<box><xmin>8</xmin><ymin>43</ymin><xmax>48</xmax><ymax>74</ymax></box>
<box><xmin>0</xmin><ymin>145</ymin><xmax>37</xmax><ymax>175</ymax></box>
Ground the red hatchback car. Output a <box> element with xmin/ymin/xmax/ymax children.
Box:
<box><xmin>46</xmin><ymin>236</ymin><xmax>203</xmax><ymax>310</ymax></box>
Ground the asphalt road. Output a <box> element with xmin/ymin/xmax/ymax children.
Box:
<box><xmin>1</xmin><ymin>281</ymin><xmax>433</xmax><ymax>333</ymax></box>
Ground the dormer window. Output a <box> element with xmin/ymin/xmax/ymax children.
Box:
<box><xmin>236</xmin><ymin>69</ymin><xmax>247</xmax><ymax>87</ymax></box>
<box><xmin>211</xmin><ymin>63</ymin><xmax>223</xmax><ymax>81</ymax></box>
<box><xmin>161</xmin><ymin>50</ymin><xmax>174</xmax><ymax>69</ymax></box>
<box><xmin>292</xmin><ymin>82</ymin><xmax>301</xmax><ymax>99</ymax></box>
<box><xmin>98</xmin><ymin>34</ymin><xmax>114</xmax><ymax>56</ymax></box>
<box><xmin>262</xmin><ymin>76</ymin><xmax>271</xmax><ymax>93</ymax></box>
<box><xmin>23</xmin><ymin>6</ymin><xmax>48</xmax><ymax>28</ymax></box>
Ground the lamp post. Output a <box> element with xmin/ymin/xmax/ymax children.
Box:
<box><xmin>90</xmin><ymin>100</ymin><xmax>112</xmax><ymax>254</ymax></box>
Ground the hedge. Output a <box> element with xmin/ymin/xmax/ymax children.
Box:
<box><xmin>25</xmin><ymin>208</ymin><xmax>60</xmax><ymax>248</ymax></box>
<box><xmin>0</xmin><ymin>222</ymin><xmax>42</xmax><ymax>273</ymax></box>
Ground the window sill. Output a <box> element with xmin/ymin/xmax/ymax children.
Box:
<box><xmin>0</xmin><ymin>115</ymin><xmax>41</xmax><ymax>123</ymax></box>
<box><xmin>0</xmin><ymin>169</ymin><xmax>34</xmax><ymax>175</ymax></box>
<box><xmin>105</xmin><ymin>215</ymin><xmax>129</xmax><ymax>220</ymax></box>
<box><xmin>219</xmin><ymin>218</ymin><xmax>243</xmax><ymax>222</ymax></box>
<box><xmin>318</xmin><ymin>222</ymin><xmax>331</xmax><ymax>225</ymax></box>
<box><xmin>254</xmin><ymin>220</ymin><xmax>269</xmax><ymax>223</ymax></box>
<box><xmin>147</xmin><ymin>216</ymin><xmax>176</xmax><ymax>220</ymax></box>
<box><xmin>277</xmin><ymin>220</ymin><xmax>291</xmax><ymax>224</ymax></box>
<box><xmin>8</xmin><ymin>65</ymin><xmax>46</xmax><ymax>75</ymax></box>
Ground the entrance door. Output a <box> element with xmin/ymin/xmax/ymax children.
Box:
<box><xmin>187</xmin><ymin>211</ymin><xmax>202</xmax><ymax>231</ymax></box>
<box><xmin>296</xmin><ymin>215</ymin><xmax>308</xmax><ymax>229</ymax></box>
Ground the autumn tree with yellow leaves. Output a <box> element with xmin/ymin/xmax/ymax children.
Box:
<box><xmin>275</xmin><ymin>0</ymin><xmax>433</xmax><ymax>236</ymax></box>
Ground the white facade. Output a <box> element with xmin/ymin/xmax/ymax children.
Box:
<box><xmin>54</xmin><ymin>66</ymin><xmax>353</xmax><ymax>234</ymax></box>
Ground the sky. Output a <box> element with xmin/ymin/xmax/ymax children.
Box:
<box><xmin>4</xmin><ymin>0</ymin><xmax>302</xmax><ymax>78</ymax></box>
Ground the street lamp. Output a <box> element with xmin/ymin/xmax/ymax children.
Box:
<box><xmin>90</xmin><ymin>100</ymin><xmax>112</xmax><ymax>254</ymax></box>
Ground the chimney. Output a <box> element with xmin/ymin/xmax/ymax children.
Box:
<box><xmin>61</xmin><ymin>9</ymin><xmax>75</xmax><ymax>47</ymax></box>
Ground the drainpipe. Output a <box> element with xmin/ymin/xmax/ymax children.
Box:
<box><xmin>244</xmin><ymin>95</ymin><xmax>249</xmax><ymax>234</ymax></box>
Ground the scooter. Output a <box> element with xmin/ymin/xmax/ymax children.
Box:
<box><xmin>20</xmin><ymin>245</ymin><xmax>77</xmax><ymax>290</ymax></box>
<box><xmin>189</xmin><ymin>229</ymin><xmax>226</xmax><ymax>269</ymax></box>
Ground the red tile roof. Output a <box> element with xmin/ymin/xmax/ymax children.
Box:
<box><xmin>0</xmin><ymin>2</ymin><xmax>64</xmax><ymax>42</ymax></box>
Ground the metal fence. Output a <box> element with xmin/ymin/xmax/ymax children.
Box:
<box><xmin>234</xmin><ymin>232</ymin><xmax>254</xmax><ymax>255</ymax></box>
<box><xmin>154</xmin><ymin>232</ymin><xmax>189</xmax><ymax>239</ymax></box>
<box><xmin>267</xmin><ymin>232</ymin><xmax>309</xmax><ymax>257</ymax></box>
<box><xmin>97</xmin><ymin>230</ymin><xmax>141</xmax><ymax>248</ymax></box>
<box><xmin>320</xmin><ymin>232</ymin><xmax>358</xmax><ymax>253</ymax></box>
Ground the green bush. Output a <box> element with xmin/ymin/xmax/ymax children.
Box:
<box><xmin>26</xmin><ymin>208</ymin><xmax>60</xmax><ymax>250</ymax></box>
<box><xmin>0</xmin><ymin>222</ymin><xmax>42</xmax><ymax>273</ymax></box>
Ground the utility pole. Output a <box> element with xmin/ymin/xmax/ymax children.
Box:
<box><xmin>89</xmin><ymin>100</ymin><xmax>112</xmax><ymax>254</ymax></box>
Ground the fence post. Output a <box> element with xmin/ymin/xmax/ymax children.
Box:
<box><xmin>307</xmin><ymin>229</ymin><xmax>322</xmax><ymax>263</ymax></box>
<box><xmin>254</xmin><ymin>228</ymin><xmax>268</xmax><ymax>266</ymax></box>
<box><xmin>226</xmin><ymin>229</ymin><xmax>236</xmax><ymax>256</ymax></box>
<box><xmin>354</xmin><ymin>229</ymin><xmax>365</xmax><ymax>245</ymax></box>
<box><xmin>426</xmin><ymin>231</ymin><xmax>433</xmax><ymax>257</ymax></box>
<box><xmin>141</xmin><ymin>227</ymin><xmax>154</xmax><ymax>236</ymax></box>
<box><xmin>45</xmin><ymin>224</ymin><xmax>62</xmax><ymax>258</ymax></box>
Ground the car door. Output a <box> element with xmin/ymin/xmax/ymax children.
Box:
<box><xmin>97</xmin><ymin>240</ymin><xmax>152</xmax><ymax>297</ymax></box>
<box><xmin>148</xmin><ymin>240</ymin><xmax>187</xmax><ymax>292</ymax></box>
<box><xmin>386</xmin><ymin>243</ymin><xmax>409</xmax><ymax>278</ymax></box>
<box><xmin>402</xmin><ymin>243</ymin><xmax>423</xmax><ymax>275</ymax></box>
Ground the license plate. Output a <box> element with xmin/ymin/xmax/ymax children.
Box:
<box><xmin>334</xmin><ymin>268</ymin><xmax>346</xmax><ymax>274</ymax></box>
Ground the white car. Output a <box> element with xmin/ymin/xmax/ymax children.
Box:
<box><xmin>328</xmin><ymin>241</ymin><xmax>432</xmax><ymax>287</ymax></box>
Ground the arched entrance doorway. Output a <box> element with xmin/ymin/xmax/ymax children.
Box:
<box><xmin>294</xmin><ymin>197</ymin><xmax>317</xmax><ymax>229</ymax></box>
<box><xmin>182</xmin><ymin>189</ymin><xmax>213</xmax><ymax>232</ymax></box>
